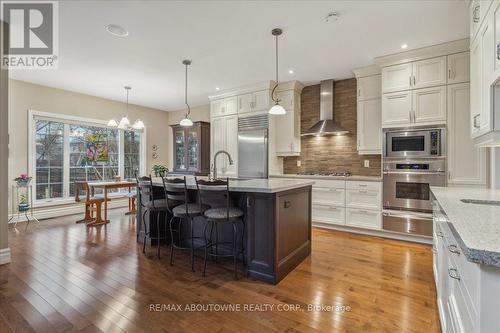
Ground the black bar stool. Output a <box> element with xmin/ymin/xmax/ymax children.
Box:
<box><xmin>162</xmin><ymin>176</ymin><xmax>209</xmax><ymax>272</ymax></box>
<box><xmin>195</xmin><ymin>177</ymin><xmax>245</xmax><ymax>279</ymax></box>
<box><xmin>136</xmin><ymin>175</ymin><xmax>169</xmax><ymax>259</ymax></box>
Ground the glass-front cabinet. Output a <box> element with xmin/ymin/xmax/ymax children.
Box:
<box><xmin>170</xmin><ymin>121</ymin><xmax>210</xmax><ymax>175</ymax></box>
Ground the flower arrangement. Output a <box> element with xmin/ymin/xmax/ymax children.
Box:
<box><xmin>14</xmin><ymin>173</ymin><xmax>32</xmax><ymax>186</ymax></box>
<box><xmin>151</xmin><ymin>165</ymin><xmax>168</xmax><ymax>177</ymax></box>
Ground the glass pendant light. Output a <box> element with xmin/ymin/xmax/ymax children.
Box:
<box><xmin>132</xmin><ymin>119</ymin><xmax>145</xmax><ymax>130</ymax></box>
<box><xmin>118</xmin><ymin>86</ymin><xmax>132</xmax><ymax>129</ymax></box>
<box><xmin>107</xmin><ymin>119</ymin><xmax>118</xmax><ymax>127</ymax></box>
<box><xmin>269</xmin><ymin>28</ymin><xmax>286</xmax><ymax>115</ymax></box>
<box><xmin>180</xmin><ymin>60</ymin><xmax>194</xmax><ymax>127</ymax></box>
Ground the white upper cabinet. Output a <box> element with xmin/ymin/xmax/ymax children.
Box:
<box><xmin>352</xmin><ymin>66</ymin><xmax>382</xmax><ymax>155</ymax></box>
<box><xmin>237</xmin><ymin>93</ymin><xmax>252</xmax><ymax>114</ymax></box>
<box><xmin>358</xmin><ymin>99</ymin><xmax>381</xmax><ymax>154</ymax></box>
<box><xmin>412</xmin><ymin>57</ymin><xmax>447</xmax><ymax>89</ymax></box>
<box><xmin>358</xmin><ymin>75</ymin><xmax>381</xmax><ymax>101</ymax></box>
<box><xmin>252</xmin><ymin>90</ymin><xmax>270</xmax><ymax>112</ymax></box>
<box><xmin>448</xmin><ymin>52</ymin><xmax>470</xmax><ymax>84</ymax></box>
<box><xmin>274</xmin><ymin>82</ymin><xmax>303</xmax><ymax>156</ymax></box>
<box><xmin>381</xmin><ymin>63</ymin><xmax>412</xmax><ymax>93</ymax></box>
<box><xmin>381</xmin><ymin>90</ymin><xmax>412</xmax><ymax>128</ymax></box>
<box><xmin>471</xmin><ymin>11</ymin><xmax>494</xmax><ymax>139</ymax></box>
<box><xmin>413</xmin><ymin>86</ymin><xmax>447</xmax><ymax>125</ymax></box>
<box><xmin>211</xmin><ymin>96</ymin><xmax>237</xmax><ymax>118</ymax></box>
<box><xmin>447</xmin><ymin>83</ymin><xmax>487</xmax><ymax>187</ymax></box>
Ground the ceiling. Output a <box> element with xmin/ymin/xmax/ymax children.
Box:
<box><xmin>10</xmin><ymin>0</ymin><xmax>469</xmax><ymax>111</ymax></box>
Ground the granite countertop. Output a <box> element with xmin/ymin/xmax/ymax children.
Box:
<box><xmin>269</xmin><ymin>174</ymin><xmax>382</xmax><ymax>182</ymax></box>
<box><xmin>151</xmin><ymin>177</ymin><xmax>314</xmax><ymax>193</ymax></box>
<box><xmin>431</xmin><ymin>186</ymin><xmax>500</xmax><ymax>267</ymax></box>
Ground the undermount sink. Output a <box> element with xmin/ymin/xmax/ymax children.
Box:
<box><xmin>460</xmin><ymin>199</ymin><xmax>500</xmax><ymax>206</ymax></box>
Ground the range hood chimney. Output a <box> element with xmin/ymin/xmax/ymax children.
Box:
<box><xmin>301</xmin><ymin>79</ymin><xmax>349</xmax><ymax>137</ymax></box>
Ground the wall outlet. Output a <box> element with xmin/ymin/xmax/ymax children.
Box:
<box><xmin>297</xmin><ymin>160</ymin><xmax>301</xmax><ymax>167</ymax></box>
<box><xmin>364</xmin><ymin>160</ymin><xmax>370</xmax><ymax>168</ymax></box>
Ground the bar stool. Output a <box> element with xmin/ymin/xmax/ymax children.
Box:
<box><xmin>195</xmin><ymin>177</ymin><xmax>245</xmax><ymax>279</ymax></box>
<box><xmin>137</xmin><ymin>175</ymin><xmax>169</xmax><ymax>259</ymax></box>
<box><xmin>162</xmin><ymin>176</ymin><xmax>209</xmax><ymax>272</ymax></box>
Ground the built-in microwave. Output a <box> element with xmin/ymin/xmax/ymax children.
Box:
<box><xmin>384</xmin><ymin>127</ymin><xmax>445</xmax><ymax>158</ymax></box>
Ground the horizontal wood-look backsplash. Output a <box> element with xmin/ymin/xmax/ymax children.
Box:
<box><xmin>283</xmin><ymin>79</ymin><xmax>381</xmax><ymax>176</ymax></box>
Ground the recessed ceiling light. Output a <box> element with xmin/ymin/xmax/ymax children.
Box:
<box><xmin>288</xmin><ymin>69</ymin><xmax>294</xmax><ymax>74</ymax></box>
<box><xmin>215</xmin><ymin>87</ymin><xmax>220</xmax><ymax>91</ymax></box>
<box><xmin>105</xmin><ymin>24</ymin><xmax>129</xmax><ymax>37</ymax></box>
<box><xmin>401</xmin><ymin>43</ymin><xmax>408</xmax><ymax>49</ymax></box>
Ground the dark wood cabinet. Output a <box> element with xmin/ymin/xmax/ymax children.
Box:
<box><xmin>170</xmin><ymin>121</ymin><xmax>210</xmax><ymax>175</ymax></box>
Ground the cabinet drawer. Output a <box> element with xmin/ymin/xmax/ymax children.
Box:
<box><xmin>312</xmin><ymin>187</ymin><xmax>345</xmax><ymax>206</ymax></box>
<box><xmin>447</xmin><ymin>255</ymin><xmax>477</xmax><ymax>333</ymax></box>
<box><xmin>346</xmin><ymin>208</ymin><xmax>381</xmax><ymax>229</ymax></box>
<box><xmin>346</xmin><ymin>180</ymin><xmax>381</xmax><ymax>191</ymax></box>
<box><xmin>313</xmin><ymin>179</ymin><xmax>346</xmax><ymax>189</ymax></box>
<box><xmin>345</xmin><ymin>189</ymin><xmax>381</xmax><ymax>210</ymax></box>
<box><xmin>312</xmin><ymin>204</ymin><xmax>345</xmax><ymax>225</ymax></box>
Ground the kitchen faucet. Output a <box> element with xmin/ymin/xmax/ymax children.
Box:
<box><xmin>212</xmin><ymin>150</ymin><xmax>233</xmax><ymax>180</ymax></box>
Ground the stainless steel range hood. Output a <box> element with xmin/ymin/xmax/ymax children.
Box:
<box><xmin>301</xmin><ymin>79</ymin><xmax>349</xmax><ymax>137</ymax></box>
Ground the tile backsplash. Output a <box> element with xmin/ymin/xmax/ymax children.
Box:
<box><xmin>283</xmin><ymin>78</ymin><xmax>381</xmax><ymax>176</ymax></box>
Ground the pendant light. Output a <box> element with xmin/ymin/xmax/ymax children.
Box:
<box><xmin>107</xmin><ymin>86</ymin><xmax>145</xmax><ymax>130</ymax></box>
<box><xmin>180</xmin><ymin>59</ymin><xmax>194</xmax><ymax>127</ymax></box>
<box><xmin>118</xmin><ymin>86</ymin><xmax>132</xmax><ymax>129</ymax></box>
<box><xmin>269</xmin><ymin>28</ymin><xmax>286</xmax><ymax>115</ymax></box>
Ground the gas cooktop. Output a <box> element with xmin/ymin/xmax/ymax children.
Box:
<box><xmin>296</xmin><ymin>171</ymin><xmax>352</xmax><ymax>177</ymax></box>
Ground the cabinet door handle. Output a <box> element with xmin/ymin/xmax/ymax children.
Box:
<box><xmin>473</xmin><ymin>114</ymin><xmax>480</xmax><ymax>128</ymax></box>
<box><xmin>409</xmin><ymin>76</ymin><xmax>412</xmax><ymax>87</ymax></box>
<box><xmin>448</xmin><ymin>244</ymin><xmax>461</xmax><ymax>255</ymax></box>
<box><xmin>497</xmin><ymin>43</ymin><xmax>500</xmax><ymax>60</ymax></box>
<box><xmin>448</xmin><ymin>68</ymin><xmax>452</xmax><ymax>79</ymax></box>
<box><xmin>473</xmin><ymin>5</ymin><xmax>480</xmax><ymax>23</ymax></box>
<box><xmin>284</xmin><ymin>200</ymin><xmax>291</xmax><ymax>208</ymax></box>
<box><xmin>413</xmin><ymin>75</ymin><xmax>416</xmax><ymax>86</ymax></box>
<box><xmin>436</xmin><ymin>231</ymin><xmax>444</xmax><ymax>237</ymax></box>
<box><xmin>448</xmin><ymin>268</ymin><xmax>461</xmax><ymax>280</ymax></box>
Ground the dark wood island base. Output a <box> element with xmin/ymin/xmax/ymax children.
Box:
<box><xmin>137</xmin><ymin>178</ymin><xmax>313</xmax><ymax>284</ymax></box>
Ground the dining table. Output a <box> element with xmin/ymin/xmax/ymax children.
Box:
<box><xmin>87</xmin><ymin>180</ymin><xmax>137</xmax><ymax>223</ymax></box>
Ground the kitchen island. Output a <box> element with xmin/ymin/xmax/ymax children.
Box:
<box><xmin>137</xmin><ymin>177</ymin><xmax>314</xmax><ymax>284</ymax></box>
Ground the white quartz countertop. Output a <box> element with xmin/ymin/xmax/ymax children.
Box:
<box><xmin>270</xmin><ymin>174</ymin><xmax>382</xmax><ymax>182</ymax></box>
<box><xmin>431</xmin><ymin>186</ymin><xmax>500</xmax><ymax>266</ymax></box>
<box><xmin>151</xmin><ymin>177</ymin><xmax>314</xmax><ymax>193</ymax></box>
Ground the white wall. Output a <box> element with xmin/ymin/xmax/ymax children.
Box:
<box><xmin>1</xmin><ymin>21</ymin><xmax>10</xmax><ymax>264</ymax></box>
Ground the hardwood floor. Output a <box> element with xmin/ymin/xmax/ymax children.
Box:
<box><xmin>0</xmin><ymin>209</ymin><xmax>440</xmax><ymax>332</ymax></box>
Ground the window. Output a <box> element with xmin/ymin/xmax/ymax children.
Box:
<box><xmin>29</xmin><ymin>111</ymin><xmax>145</xmax><ymax>203</ymax></box>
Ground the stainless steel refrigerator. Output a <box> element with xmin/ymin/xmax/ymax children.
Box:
<box><xmin>237</xmin><ymin>114</ymin><xmax>268</xmax><ymax>179</ymax></box>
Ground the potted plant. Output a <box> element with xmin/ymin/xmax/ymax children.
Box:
<box><xmin>151</xmin><ymin>165</ymin><xmax>168</xmax><ymax>177</ymax></box>
<box><xmin>14</xmin><ymin>173</ymin><xmax>32</xmax><ymax>186</ymax></box>
<box><xmin>18</xmin><ymin>194</ymin><xmax>30</xmax><ymax>212</ymax></box>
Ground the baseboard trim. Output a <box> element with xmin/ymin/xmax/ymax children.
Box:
<box><xmin>8</xmin><ymin>198</ymin><xmax>129</xmax><ymax>223</ymax></box>
<box><xmin>0</xmin><ymin>248</ymin><xmax>11</xmax><ymax>265</ymax></box>
<box><xmin>313</xmin><ymin>222</ymin><xmax>433</xmax><ymax>245</ymax></box>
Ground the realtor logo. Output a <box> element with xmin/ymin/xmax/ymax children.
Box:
<box><xmin>1</xmin><ymin>1</ymin><xmax>58</xmax><ymax>69</ymax></box>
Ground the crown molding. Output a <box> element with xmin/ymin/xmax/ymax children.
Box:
<box><xmin>352</xmin><ymin>64</ymin><xmax>381</xmax><ymax>78</ymax></box>
<box><xmin>374</xmin><ymin>38</ymin><xmax>470</xmax><ymax>68</ymax></box>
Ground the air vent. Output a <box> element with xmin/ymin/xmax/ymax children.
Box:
<box><xmin>238</xmin><ymin>114</ymin><xmax>269</xmax><ymax>130</ymax></box>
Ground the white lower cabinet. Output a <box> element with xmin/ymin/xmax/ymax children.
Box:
<box><xmin>433</xmin><ymin>201</ymin><xmax>500</xmax><ymax>333</ymax></box>
<box><xmin>312</xmin><ymin>204</ymin><xmax>345</xmax><ymax>225</ymax></box>
<box><xmin>311</xmin><ymin>179</ymin><xmax>382</xmax><ymax>230</ymax></box>
<box><xmin>210</xmin><ymin>115</ymin><xmax>238</xmax><ymax>177</ymax></box>
<box><xmin>345</xmin><ymin>209</ymin><xmax>381</xmax><ymax>229</ymax></box>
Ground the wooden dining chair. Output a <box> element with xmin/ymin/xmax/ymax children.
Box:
<box><xmin>74</xmin><ymin>181</ymin><xmax>108</xmax><ymax>225</ymax></box>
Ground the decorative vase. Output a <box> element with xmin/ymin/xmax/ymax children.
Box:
<box><xmin>18</xmin><ymin>203</ymin><xmax>30</xmax><ymax>212</ymax></box>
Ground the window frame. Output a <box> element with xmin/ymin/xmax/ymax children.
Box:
<box><xmin>28</xmin><ymin>110</ymin><xmax>147</xmax><ymax>206</ymax></box>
